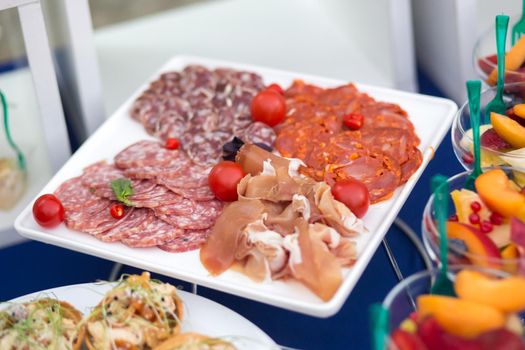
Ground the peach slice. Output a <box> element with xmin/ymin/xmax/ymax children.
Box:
<box><xmin>455</xmin><ymin>270</ymin><xmax>525</xmax><ymax>313</ymax></box>
<box><xmin>475</xmin><ymin>168</ymin><xmax>525</xmax><ymax>221</ymax></box>
<box><xmin>513</xmin><ymin>104</ymin><xmax>525</xmax><ymax>119</ymax></box>
<box><xmin>447</xmin><ymin>221</ymin><xmax>501</xmax><ymax>268</ymax></box>
<box><xmin>491</xmin><ymin>112</ymin><xmax>525</xmax><ymax>149</ymax></box>
<box><xmin>417</xmin><ymin>295</ymin><xmax>506</xmax><ymax>338</ymax></box>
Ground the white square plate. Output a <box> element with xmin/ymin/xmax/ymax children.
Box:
<box><xmin>15</xmin><ymin>55</ymin><xmax>457</xmax><ymax>317</ymax></box>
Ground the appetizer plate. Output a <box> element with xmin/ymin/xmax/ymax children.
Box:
<box><xmin>9</xmin><ymin>283</ymin><xmax>276</xmax><ymax>349</ymax></box>
<box><xmin>15</xmin><ymin>55</ymin><xmax>458</xmax><ymax>317</ymax></box>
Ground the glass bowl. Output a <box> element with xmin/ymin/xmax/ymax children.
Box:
<box><xmin>473</xmin><ymin>15</ymin><xmax>525</xmax><ymax>87</ymax></box>
<box><xmin>422</xmin><ymin>167</ymin><xmax>525</xmax><ymax>274</ymax></box>
<box><xmin>382</xmin><ymin>266</ymin><xmax>524</xmax><ymax>349</ymax></box>
<box><xmin>451</xmin><ymin>83</ymin><xmax>525</xmax><ymax>171</ymax></box>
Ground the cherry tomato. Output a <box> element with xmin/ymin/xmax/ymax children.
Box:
<box><xmin>331</xmin><ymin>178</ymin><xmax>370</xmax><ymax>218</ymax></box>
<box><xmin>208</xmin><ymin>161</ymin><xmax>246</xmax><ymax>201</ymax></box>
<box><xmin>165</xmin><ymin>137</ymin><xmax>180</xmax><ymax>150</ymax></box>
<box><xmin>266</xmin><ymin>83</ymin><xmax>284</xmax><ymax>95</ymax></box>
<box><xmin>343</xmin><ymin>113</ymin><xmax>364</xmax><ymax>130</ymax></box>
<box><xmin>32</xmin><ymin>194</ymin><xmax>65</xmax><ymax>228</ymax></box>
<box><xmin>250</xmin><ymin>90</ymin><xmax>286</xmax><ymax>127</ymax></box>
<box><xmin>110</xmin><ymin>203</ymin><xmax>125</xmax><ymax>219</ymax></box>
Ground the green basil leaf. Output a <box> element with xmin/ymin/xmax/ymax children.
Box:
<box><xmin>110</xmin><ymin>178</ymin><xmax>134</xmax><ymax>206</ymax></box>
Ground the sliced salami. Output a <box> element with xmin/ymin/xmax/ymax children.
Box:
<box><xmin>130</xmin><ymin>188</ymin><xmax>183</xmax><ymax>208</ymax></box>
<box><xmin>55</xmin><ymin>177</ymin><xmax>102</xmax><ymax>212</ymax></box>
<box><xmin>154</xmin><ymin>198</ymin><xmax>195</xmax><ymax>216</ymax></box>
<box><xmin>114</xmin><ymin>140</ymin><xmax>175</xmax><ymax>169</ymax></box>
<box><xmin>156</xmin><ymin>164</ymin><xmax>209</xmax><ymax>190</ymax></box>
<box><xmin>97</xmin><ymin>208</ymin><xmax>153</xmax><ymax>242</ymax></box>
<box><xmin>167</xmin><ymin>185</ymin><xmax>215</xmax><ymax>201</ymax></box>
<box><xmin>121</xmin><ymin>217</ymin><xmax>184</xmax><ymax>248</ymax></box>
<box><xmin>156</xmin><ymin>200</ymin><xmax>222</xmax><ymax>230</ymax></box>
<box><xmin>158</xmin><ymin>228</ymin><xmax>211</xmax><ymax>253</ymax></box>
<box><xmin>241</xmin><ymin>122</ymin><xmax>276</xmax><ymax>147</ymax></box>
<box><xmin>129</xmin><ymin>66</ymin><xmax>266</xmax><ymax>165</ymax></box>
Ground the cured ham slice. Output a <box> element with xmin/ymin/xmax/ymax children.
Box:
<box><xmin>200</xmin><ymin>200</ymin><xmax>266</xmax><ymax>276</ymax></box>
<box><xmin>290</xmin><ymin>220</ymin><xmax>343</xmax><ymax>301</ymax></box>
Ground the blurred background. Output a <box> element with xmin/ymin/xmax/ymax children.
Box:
<box><xmin>0</xmin><ymin>0</ymin><xmax>522</xmax><ymax>349</ymax></box>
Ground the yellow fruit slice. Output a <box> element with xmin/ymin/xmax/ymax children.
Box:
<box><xmin>450</xmin><ymin>189</ymin><xmax>491</xmax><ymax>224</ymax></box>
<box><xmin>417</xmin><ymin>295</ymin><xmax>506</xmax><ymax>338</ymax></box>
<box><xmin>455</xmin><ymin>270</ymin><xmax>525</xmax><ymax>313</ymax></box>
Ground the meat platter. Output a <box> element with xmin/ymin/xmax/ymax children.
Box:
<box><xmin>15</xmin><ymin>55</ymin><xmax>457</xmax><ymax>317</ymax></box>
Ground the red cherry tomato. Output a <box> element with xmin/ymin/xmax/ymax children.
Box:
<box><xmin>343</xmin><ymin>113</ymin><xmax>364</xmax><ymax>130</ymax></box>
<box><xmin>266</xmin><ymin>83</ymin><xmax>284</xmax><ymax>95</ymax></box>
<box><xmin>110</xmin><ymin>203</ymin><xmax>125</xmax><ymax>219</ymax></box>
<box><xmin>32</xmin><ymin>194</ymin><xmax>65</xmax><ymax>228</ymax></box>
<box><xmin>331</xmin><ymin>178</ymin><xmax>370</xmax><ymax>218</ymax></box>
<box><xmin>165</xmin><ymin>137</ymin><xmax>180</xmax><ymax>150</ymax></box>
<box><xmin>250</xmin><ymin>90</ymin><xmax>286</xmax><ymax>127</ymax></box>
<box><xmin>208</xmin><ymin>161</ymin><xmax>246</xmax><ymax>201</ymax></box>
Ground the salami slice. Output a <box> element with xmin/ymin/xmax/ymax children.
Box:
<box><xmin>156</xmin><ymin>164</ymin><xmax>209</xmax><ymax>190</ymax></box>
<box><xmin>154</xmin><ymin>198</ymin><xmax>195</xmax><ymax>216</ymax></box>
<box><xmin>114</xmin><ymin>140</ymin><xmax>176</xmax><ymax>169</ymax></box>
<box><xmin>156</xmin><ymin>200</ymin><xmax>222</xmax><ymax>230</ymax></box>
<box><xmin>97</xmin><ymin>208</ymin><xmax>153</xmax><ymax>242</ymax></box>
<box><xmin>55</xmin><ymin>177</ymin><xmax>103</xmax><ymax>212</ymax></box>
<box><xmin>242</xmin><ymin>122</ymin><xmax>277</xmax><ymax>147</ymax></box>
<box><xmin>121</xmin><ymin>217</ymin><xmax>183</xmax><ymax>248</ymax></box>
<box><xmin>130</xmin><ymin>188</ymin><xmax>183</xmax><ymax>208</ymax></box>
<box><xmin>167</xmin><ymin>185</ymin><xmax>215</xmax><ymax>201</ymax></box>
<box><xmin>159</xmin><ymin>228</ymin><xmax>211</xmax><ymax>253</ymax></box>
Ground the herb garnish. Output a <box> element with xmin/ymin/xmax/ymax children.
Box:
<box><xmin>111</xmin><ymin>178</ymin><xmax>134</xmax><ymax>206</ymax></box>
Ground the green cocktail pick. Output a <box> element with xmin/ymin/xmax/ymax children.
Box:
<box><xmin>485</xmin><ymin>15</ymin><xmax>509</xmax><ymax>122</ymax></box>
<box><xmin>1</xmin><ymin>90</ymin><xmax>26</xmax><ymax>171</ymax></box>
<box><xmin>430</xmin><ymin>175</ymin><xmax>455</xmax><ymax>296</ymax></box>
<box><xmin>512</xmin><ymin>1</ymin><xmax>525</xmax><ymax>45</ymax></box>
<box><xmin>465</xmin><ymin>80</ymin><xmax>482</xmax><ymax>191</ymax></box>
<box><xmin>370</xmin><ymin>303</ymin><xmax>389</xmax><ymax>350</ymax></box>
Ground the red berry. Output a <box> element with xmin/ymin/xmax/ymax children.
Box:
<box><xmin>110</xmin><ymin>203</ymin><xmax>125</xmax><ymax>219</ymax></box>
<box><xmin>165</xmin><ymin>137</ymin><xmax>180</xmax><ymax>150</ymax></box>
<box><xmin>489</xmin><ymin>212</ymin><xmax>503</xmax><ymax>225</ymax></box>
<box><xmin>469</xmin><ymin>212</ymin><xmax>480</xmax><ymax>225</ymax></box>
<box><xmin>480</xmin><ymin>220</ymin><xmax>493</xmax><ymax>233</ymax></box>
<box><xmin>470</xmin><ymin>201</ymin><xmax>481</xmax><ymax>212</ymax></box>
<box><xmin>343</xmin><ymin>113</ymin><xmax>364</xmax><ymax>130</ymax></box>
<box><xmin>266</xmin><ymin>83</ymin><xmax>284</xmax><ymax>95</ymax></box>
<box><xmin>449</xmin><ymin>214</ymin><xmax>459</xmax><ymax>222</ymax></box>
<box><xmin>462</xmin><ymin>152</ymin><xmax>474</xmax><ymax>164</ymax></box>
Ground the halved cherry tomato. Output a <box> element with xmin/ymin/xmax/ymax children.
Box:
<box><xmin>110</xmin><ymin>203</ymin><xmax>125</xmax><ymax>219</ymax></box>
<box><xmin>208</xmin><ymin>161</ymin><xmax>246</xmax><ymax>201</ymax></box>
<box><xmin>165</xmin><ymin>137</ymin><xmax>180</xmax><ymax>150</ymax></box>
<box><xmin>32</xmin><ymin>194</ymin><xmax>65</xmax><ymax>228</ymax></box>
<box><xmin>266</xmin><ymin>83</ymin><xmax>284</xmax><ymax>95</ymax></box>
<box><xmin>331</xmin><ymin>178</ymin><xmax>370</xmax><ymax>218</ymax></box>
<box><xmin>343</xmin><ymin>113</ymin><xmax>364</xmax><ymax>130</ymax></box>
<box><xmin>250</xmin><ymin>90</ymin><xmax>286</xmax><ymax>127</ymax></box>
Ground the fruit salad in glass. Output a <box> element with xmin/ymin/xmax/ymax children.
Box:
<box><xmin>384</xmin><ymin>266</ymin><xmax>525</xmax><ymax>350</ymax></box>
<box><xmin>475</xmin><ymin>15</ymin><xmax>525</xmax><ymax>88</ymax></box>
<box><xmin>423</xmin><ymin>167</ymin><xmax>525</xmax><ymax>274</ymax></box>
<box><xmin>452</xmin><ymin>83</ymin><xmax>525</xmax><ymax>174</ymax></box>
